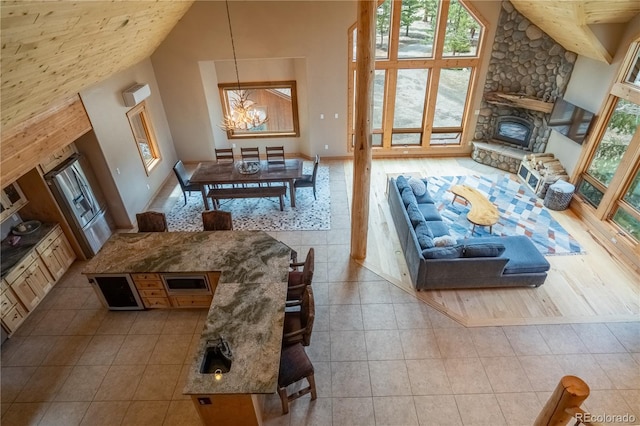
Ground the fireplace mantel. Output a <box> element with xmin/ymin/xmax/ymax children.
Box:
<box><xmin>484</xmin><ymin>92</ymin><xmax>554</xmax><ymax>114</ymax></box>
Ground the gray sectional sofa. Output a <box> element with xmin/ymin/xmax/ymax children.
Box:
<box><xmin>387</xmin><ymin>176</ymin><xmax>550</xmax><ymax>290</ymax></box>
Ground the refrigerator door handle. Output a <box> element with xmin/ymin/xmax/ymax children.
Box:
<box><xmin>72</xmin><ymin>166</ymin><xmax>96</xmax><ymax>215</ymax></box>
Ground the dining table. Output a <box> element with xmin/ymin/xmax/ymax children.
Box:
<box><xmin>189</xmin><ymin>159</ymin><xmax>303</xmax><ymax>210</ymax></box>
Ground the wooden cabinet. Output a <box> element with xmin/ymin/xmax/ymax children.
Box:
<box><xmin>6</xmin><ymin>254</ymin><xmax>53</xmax><ymax>312</ymax></box>
<box><xmin>169</xmin><ymin>295</ymin><xmax>213</xmax><ymax>308</ymax></box>
<box><xmin>39</xmin><ymin>143</ymin><xmax>77</xmax><ymax>175</ymax></box>
<box><xmin>1</xmin><ymin>278</ymin><xmax>27</xmax><ymax>334</ymax></box>
<box><xmin>131</xmin><ymin>273</ymin><xmax>170</xmax><ymax>309</ymax></box>
<box><xmin>36</xmin><ymin>226</ymin><xmax>76</xmax><ymax>281</ymax></box>
<box><xmin>0</xmin><ymin>182</ymin><xmax>28</xmax><ymax>222</ymax></box>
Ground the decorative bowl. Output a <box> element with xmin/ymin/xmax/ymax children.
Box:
<box><xmin>237</xmin><ymin>161</ymin><xmax>260</xmax><ymax>175</ymax></box>
<box><xmin>12</xmin><ymin>220</ymin><xmax>42</xmax><ymax>236</ymax></box>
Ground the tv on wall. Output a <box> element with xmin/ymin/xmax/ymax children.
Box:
<box><xmin>548</xmin><ymin>97</ymin><xmax>595</xmax><ymax>144</ymax></box>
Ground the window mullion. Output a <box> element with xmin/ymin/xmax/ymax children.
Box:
<box><xmin>422</xmin><ymin>67</ymin><xmax>438</xmax><ymax>147</ymax></box>
<box><xmin>383</xmin><ymin>68</ymin><xmax>398</xmax><ymax>148</ymax></box>
<box><xmin>388</xmin><ymin>0</ymin><xmax>402</xmax><ymax>61</ymax></box>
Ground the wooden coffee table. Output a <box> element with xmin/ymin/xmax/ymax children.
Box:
<box><xmin>451</xmin><ymin>185</ymin><xmax>500</xmax><ymax>234</ymax></box>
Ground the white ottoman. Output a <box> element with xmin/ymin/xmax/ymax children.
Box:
<box><xmin>544</xmin><ymin>180</ymin><xmax>575</xmax><ymax>211</ymax></box>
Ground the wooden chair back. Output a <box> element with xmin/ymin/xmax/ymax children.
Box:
<box><xmin>215</xmin><ymin>148</ymin><xmax>235</xmax><ymax>163</ymax></box>
<box><xmin>277</xmin><ymin>343</ymin><xmax>317</xmax><ymax>414</ymax></box>
<box><xmin>202</xmin><ymin>210</ymin><xmax>233</xmax><ymax>231</ymax></box>
<box><xmin>240</xmin><ymin>147</ymin><xmax>260</xmax><ymax>162</ymax></box>
<box><xmin>266</xmin><ymin>146</ymin><xmax>285</xmax><ymax>164</ymax></box>
<box><xmin>136</xmin><ymin>212</ymin><xmax>168</xmax><ymax>232</ymax></box>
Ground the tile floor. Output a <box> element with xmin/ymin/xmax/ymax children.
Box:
<box><xmin>1</xmin><ymin>160</ymin><xmax>639</xmax><ymax>425</ymax></box>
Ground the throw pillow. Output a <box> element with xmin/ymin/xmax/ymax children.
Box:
<box><xmin>401</xmin><ymin>187</ymin><xmax>417</xmax><ymax>207</ymax></box>
<box><xmin>433</xmin><ymin>235</ymin><xmax>457</xmax><ymax>247</ymax></box>
<box><xmin>462</xmin><ymin>243</ymin><xmax>506</xmax><ymax>258</ymax></box>
<box><xmin>415</xmin><ymin>221</ymin><xmax>434</xmax><ymax>249</ymax></box>
<box><xmin>422</xmin><ymin>245</ymin><xmax>463</xmax><ymax>259</ymax></box>
<box><xmin>406</xmin><ymin>203</ymin><xmax>423</xmax><ymax>227</ymax></box>
<box><xmin>408</xmin><ymin>177</ymin><xmax>427</xmax><ymax>196</ymax></box>
<box><xmin>396</xmin><ymin>176</ymin><xmax>410</xmax><ymax>191</ymax></box>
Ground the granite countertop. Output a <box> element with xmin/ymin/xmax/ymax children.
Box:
<box><xmin>1</xmin><ymin>222</ymin><xmax>57</xmax><ymax>279</ymax></box>
<box><xmin>82</xmin><ymin>230</ymin><xmax>291</xmax><ymax>395</ymax></box>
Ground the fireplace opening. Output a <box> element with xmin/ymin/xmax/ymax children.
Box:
<box><xmin>492</xmin><ymin>116</ymin><xmax>533</xmax><ymax>150</ymax></box>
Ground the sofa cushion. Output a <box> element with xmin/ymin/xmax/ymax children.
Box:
<box><xmin>401</xmin><ymin>187</ymin><xmax>418</xmax><ymax>207</ymax></box>
<box><xmin>466</xmin><ymin>236</ymin><xmax>550</xmax><ymax>274</ymax></box>
<box><xmin>415</xmin><ymin>186</ymin><xmax>435</xmax><ymax>204</ymax></box>
<box><xmin>408</xmin><ymin>177</ymin><xmax>427</xmax><ymax>196</ymax></box>
<box><xmin>462</xmin><ymin>243</ymin><xmax>506</xmax><ymax>258</ymax></box>
<box><xmin>426</xmin><ymin>220</ymin><xmax>450</xmax><ymax>238</ymax></box>
<box><xmin>406</xmin><ymin>203</ymin><xmax>423</xmax><ymax>227</ymax></box>
<box><xmin>396</xmin><ymin>176</ymin><xmax>410</xmax><ymax>192</ymax></box>
<box><xmin>414</xmin><ymin>221</ymin><xmax>434</xmax><ymax>249</ymax></box>
<box><xmin>418</xmin><ymin>203</ymin><xmax>442</xmax><ymax>221</ymax></box>
<box><xmin>422</xmin><ymin>245</ymin><xmax>463</xmax><ymax>259</ymax></box>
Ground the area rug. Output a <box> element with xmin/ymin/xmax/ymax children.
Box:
<box><xmin>167</xmin><ymin>163</ymin><xmax>331</xmax><ymax>231</ymax></box>
<box><xmin>425</xmin><ymin>174</ymin><xmax>584</xmax><ymax>255</ymax></box>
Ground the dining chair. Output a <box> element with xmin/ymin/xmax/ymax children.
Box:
<box><xmin>266</xmin><ymin>146</ymin><xmax>285</xmax><ymax>165</ymax></box>
<box><xmin>215</xmin><ymin>148</ymin><xmax>235</xmax><ymax>163</ymax></box>
<box><xmin>287</xmin><ymin>248</ymin><xmax>314</xmax><ymax>303</ymax></box>
<box><xmin>173</xmin><ymin>160</ymin><xmax>200</xmax><ymax>205</ymax></box>
<box><xmin>202</xmin><ymin>210</ymin><xmax>233</xmax><ymax>231</ymax></box>
<box><xmin>136</xmin><ymin>212</ymin><xmax>168</xmax><ymax>232</ymax></box>
<box><xmin>277</xmin><ymin>342</ymin><xmax>317</xmax><ymax>415</ymax></box>
<box><xmin>294</xmin><ymin>155</ymin><xmax>320</xmax><ymax>200</ymax></box>
<box><xmin>283</xmin><ymin>286</ymin><xmax>314</xmax><ymax>347</ymax></box>
<box><xmin>240</xmin><ymin>147</ymin><xmax>260</xmax><ymax>162</ymax></box>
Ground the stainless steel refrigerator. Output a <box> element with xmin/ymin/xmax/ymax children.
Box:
<box><xmin>45</xmin><ymin>153</ymin><xmax>112</xmax><ymax>258</ymax></box>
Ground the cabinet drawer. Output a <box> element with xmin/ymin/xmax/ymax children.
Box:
<box><xmin>2</xmin><ymin>304</ymin><xmax>27</xmax><ymax>333</ymax></box>
<box><xmin>36</xmin><ymin>226</ymin><xmax>63</xmax><ymax>254</ymax></box>
<box><xmin>1</xmin><ymin>288</ymin><xmax>18</xmax><ymax>316</ymax></box>
<box><xmin>142</xmin><ymin>297</ymin><xmax>170</xmax><ymax>308</ymax></box>
<box><xmin>1</xmin><ymin>279</ymin><xmax>9</xmax><ymax>293</ymax></box>
<box><xmin>132</xmin><ymin>273</ymin><xmax>160</xmax><ymax>281</ymax></box>
<box><xmin>170</xmin><ymin>295</ymin><xmax>213</xmax><ymax>308</ymax></box>
<box><xmin>5</xmin><ymin>253</ymin><xmax>37</xmax><ymax>284</ymax></box>
<box><xmin>139</xmin><ymin>289</ymin><xmax>167</xmax><ymax>298</ymax></box>
<box><xmin>134</xmin><ymin>280</ymin><xmax>164</xmax><ymax>290</ymax></box>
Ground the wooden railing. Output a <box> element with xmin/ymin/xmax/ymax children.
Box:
<box><xmin>534</xmin><ymin>376</ymin><xmax>604</xmax><ymax>426</ymax></box>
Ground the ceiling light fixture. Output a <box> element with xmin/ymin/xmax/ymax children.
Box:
<box><xmin>219</xmin><ymin>0</ymin><xmax>268</xmax><ymax>132</ymax></box>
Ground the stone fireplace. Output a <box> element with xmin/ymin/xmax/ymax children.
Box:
<box><xmin>472</xmin><ymin>1</ymin><xmax>577</xmax><ymax>173</ymax></box>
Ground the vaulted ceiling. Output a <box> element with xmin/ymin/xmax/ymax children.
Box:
<box><xmin>0</xmin><ymin>0</ymin><xmax>638</xmax><ymax>134</ymax></box>
<box><xmin>0</xmin><ymin>0</ymin><xmax>194</xmax><ymax>131</ymax></box>
<box><xmin>510</xmin><ymin>0</ymin><xmax>640</xmax><ymax>64</ymax></box>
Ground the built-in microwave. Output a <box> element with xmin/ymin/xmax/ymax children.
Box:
<box><xmin>161</xmin><ymin>273</ymin><xmax>211</xmax><ymax>295</ymax></box>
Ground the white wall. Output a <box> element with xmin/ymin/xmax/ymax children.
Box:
<box><xmin>80</xmin><ymin>59</ymin><xmax>177</xmax><ymax>227</ymax></box>
<box><xmin>151</xmin><ymin>1</ymin><xmax>356</xmax><ymax>161</ymax></box>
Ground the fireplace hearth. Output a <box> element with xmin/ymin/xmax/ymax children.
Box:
<box><xmin>492</xmin><ymin>116</ymin><xmax>533</xmax><ymax>150</ymax></box>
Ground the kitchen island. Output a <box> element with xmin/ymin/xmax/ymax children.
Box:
<box><xmin>83</xmin><ymin>231</ymin><xmax>292</xmax><ymax>425</ymax></box>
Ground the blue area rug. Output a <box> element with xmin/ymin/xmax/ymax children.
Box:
<box><xmin>167</xmin><ymin>162</ymin><xmax>330</xmax><ymax>231</ymax></box>
<box><xmin>426</xmin><ymin>174</ymin><xmax>584</xmax><ymax>255</ymax></box>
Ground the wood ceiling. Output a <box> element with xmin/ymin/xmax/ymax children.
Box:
<box><xmin>510</xmin><ymin>0</ymin><xmax>640</xmax><ymax>64</ymax></box>
<box><xmin>0</xmin><ymin>1</ymin><xmax>638</xmax><ymax>134</ymax></box>
<box><xmin>0</xmin><ymin>0</ymin><xmax>194</xmax><ymax>131</ymax></box>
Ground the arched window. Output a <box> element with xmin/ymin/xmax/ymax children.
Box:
<box><xmin>348</xmin><ymin>0</ymin><xmax>485</xmax><ymax>154</ymax></box>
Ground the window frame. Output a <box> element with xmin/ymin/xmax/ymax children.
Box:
<box><xmin>126</xmin><ymin>101</ymin><xmax>161</xmax><ymax>176</ymax></box>
<box><xmin>348</xmin><ymin>0</ymin><xmax>485</xmax><ymax>155</ymax></box>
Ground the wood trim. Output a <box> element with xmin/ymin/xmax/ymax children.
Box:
<box><xmin>1</xmin><ymin>95</ymin><xmax>92</xmax><ymax>185</ymax></box>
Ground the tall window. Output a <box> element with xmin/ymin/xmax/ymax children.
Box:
<box><xmin>576</xmin><ymin>41</ymin><xmax>640</xmax><ymax>253</ymax></box>
<box><xmin>127</xmin><ymin>101</ymin><xmax>161</xmax><ymax>175</ymax></box>
<box><xmin>348</xmin><ymin>0</ymin><xmax>484</xmax><ymax>153</ymax></box>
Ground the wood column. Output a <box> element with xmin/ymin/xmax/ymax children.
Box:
<box><xmin>350</xmin><ymin>0</ymin><xmax>376</xmax><ymax>260</ymax></box>
<box><xmin>534</xmin><ymin>375</ymin><xmax>590</xmax><ymax>426</ymax></box>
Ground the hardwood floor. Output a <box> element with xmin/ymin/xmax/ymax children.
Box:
<box><xmin>342</xmin><ymin>157</ymin><xmax>640</xmax><ymax>326</ymax></box>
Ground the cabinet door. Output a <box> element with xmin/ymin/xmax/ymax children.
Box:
<box><xmin>26</xmin><ymin>258</ymin><xmax>54</xmax><ymax>296</ymax></box>
<box><xmin>2</xmin><ymin>304</ymin><xmax>27</xmax><ymax>333</ymax></box>
<box><xmin>12</xmin><ymin>275</ymin><xmax>41</xmax><ymax>311</ymax></box>
<box><xmin>53</xmin><ymin>234</ymin><xmax>76</xmax><ymax>271</ymax></box>
<box><xmin>40</xmin><ymin>245</ymin><xmax>65</xmax><ymax>281</ymax></box>
<box><xmin>0</xmin><ymin>183</ymin><xmax>27</xmax><ymax>222</ymax></box>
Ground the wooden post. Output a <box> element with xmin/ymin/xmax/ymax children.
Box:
<box><xmin>534</xmin><ymin>375</ymin><xmax>590</xmax><ymax>426</ymax></box>
<box><xmin>350</xmin><ymin>0</ymin><xmax>375</xmax><ymax>261</ymax></box>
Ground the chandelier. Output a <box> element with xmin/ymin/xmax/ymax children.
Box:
<box><xmin>219</xmin><ymin>0</ymin><xmax>268</xmax><ymax>132</ymax></box>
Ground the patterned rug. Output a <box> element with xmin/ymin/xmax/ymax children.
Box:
<box><xmin>425</xmin><ymin>174</ymin><xmax>584</xmax><ymax>255</ymax></box>
<box><xmin>167</xmin><ymin>163</ymin><xmax>331</xmax><ymax>231</ymax></box>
